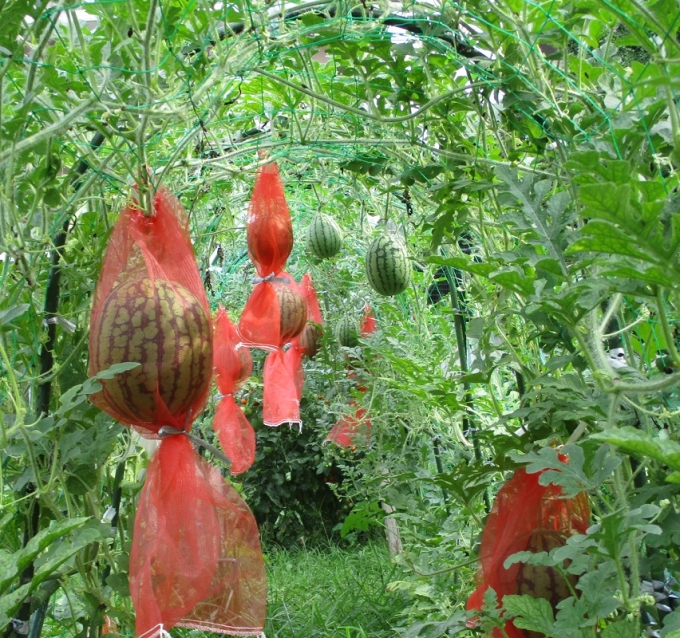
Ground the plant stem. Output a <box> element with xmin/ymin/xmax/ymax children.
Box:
<box><xmin>656</xmin><ymin>287</ymin><xmax>680</xmax><ymax>368</ymax></box>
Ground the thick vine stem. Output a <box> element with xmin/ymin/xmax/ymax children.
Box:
<box><xmin>136</xmin><ymin>0</ymin><xmax>159</xmax><ymax>217</ymax></box>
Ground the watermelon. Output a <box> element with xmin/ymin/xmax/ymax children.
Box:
<box><xmin>516</xmin><ymin>528</ymin><xmax>578</xmax><ymax>637</ymax></box>
<box><xmin>92</xmin><ymin>277</ymin><xmax>213</xmax><ymax>423</ymax></box>
<box><xmin>298</xmin><ymin>323</ymin><xmax>323</xmax><ymax>357</ymax></box>
<box><xmin>276</xmin><ymin>285</ymin><xmax>307</xmax><ymax>342</ymax></box>
<box><xmin>335</xmin><ymin>316</ymin><xmax>359</xmax><ymax>348</ymax></box>
<box><xmin>307</xmin><ymin>213</ymin><xmax>343</xmax><ymax>259</ymax></box>
<box><xmin>365</xmin><ymin>235</ymin><xmax>410</xmax><ymax>296</ymax></box>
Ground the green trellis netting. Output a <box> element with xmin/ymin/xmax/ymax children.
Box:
<box><xmin>3</xmin><ymin>2</ymin><xmax>680</xmax><ymax>637</ymax></box>
<box><xmin>1</xmin><ymin>1</ymin><xmax>677</xmax><ymax>386</ymax></box>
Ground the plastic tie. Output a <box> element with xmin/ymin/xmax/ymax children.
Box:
<box><xmin>252</xmin><ymin>273</ymin><xmax>290</xmax><ymax>284</ymax></box>
<box><xmin>157</xmin><ymin>425</ymin><xmax>231</xmax><ymax>469</ymax></box>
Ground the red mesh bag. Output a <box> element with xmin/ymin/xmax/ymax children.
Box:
<box><xmin>213</xmin><ymin>307</ymin><xmax>256</xmax><ymax>475</ymax></box>
<box><xmin>284</xmin><ymin>344</ymin><xmax>305</xmax><ymax>401</ymax></box>
<box><xmin>360</xmin><ymin>305</ymin><xmax>377</xmax><ymax>337</ymax></box>
<box><xmin>295</xmin><ymin>272</ymin><xmax>324</xmax><ymax>358</ymax></box>
<box><xmin>238</xmin><ymin>162</ymin><xmax>294</xmax><ymax>349</ymax></box>
<box><xmin>281</xmin><ymin>272</ymin><xmax>323</xmax><ymax>402</ymax></box>
<box><xmin>133</xmin><ymin>436</ymin><xmax>266</xmax><ymax>637</ymax></box>
<box><xmin>261</xmin><ymin>273</ymin><xmax>307</xmax><ymax>427</ymax></box>
<box><xmin>466</xmin><ymin>463</ymin><xmax>590</xmax><ymax>638</ymax></box>
<box><xmin>326</xmin><ymin>401</ymin><xmax>371</xmax><ymax>448</ymax></box>
<box><xmin>88</xmin><ymin>187</ymin><xmax>266</xmax><ymax>637</ymax></box>
<box><xmin>263</xmin><ymin>348</ymin><xmax>302</xmax><ymax>427</ymax></box>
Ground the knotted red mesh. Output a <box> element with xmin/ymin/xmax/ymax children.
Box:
<box><xmin>133</xmin><ymin>436</ymin><xmax>266</xmax><ymax>637</ymax></box>
<box><xmin>238</xmin><ymin>162</ymin><xmax>294</xmax><ymax>349</ymax></box>
<box><xmin>213</xmin><ymin>308</ymin><xmax>256</xmax><ymax>475</ymax></box>
<box><xmin>466</xmin><ymin>464</ymin><xmax>590</xmax><ymax>638</ymax></box>
<box><xmin>88</xmin><ymin>187</ymin><xmax>266</xmax><ymax>637</ymax></box>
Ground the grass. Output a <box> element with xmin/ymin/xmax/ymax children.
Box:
<box><xmin>264</xmin><ymin>540</ymin><xmax>405</xmax><ymax>638</ymax></box>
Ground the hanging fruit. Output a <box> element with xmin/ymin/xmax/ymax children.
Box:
<box><xmin>298</xmin><ymin>323</ymin><xmax>323</xmax><ymax>357</ymax></box>
<box><xmin>275</xmin><ymin>282</ymin><xmax>307</xmax><ymax>342</ymax></box>
<box><xmin>295</xmin><ymin>272</ymin><xmax>324</xmax><ymax>358</ymax></box>
<box><xmin>365</xmin><ymin>234</ymin><xmax>410</xmax><ymax>296</ymax></box>
<box><xmin>88</xmin><ymin>185</ymin><xmax>266</xmax><ymax>638</ymax></box>
<box><xmin>92</xmin><ymin>277</ymin><xmax>212</xmax><ymax>424</ymax></box>
<box><xmin>307</xmin><ymin>212</ymin><xmax>343</xmax><ymax>259</ymax></box>
<box><xmin>466</xmin><ymin>464</ymin><xmax>590</xmax><ymax>638</ymax></box>
<box><xmin>239</xmin><ymin>162</ymin><xmax>295</xmax><ymax>349</ymax></box>
<box><xmin>335</xmin><ymin>315</ymin><xmax>359</xmax><ymax>348</ymax></box>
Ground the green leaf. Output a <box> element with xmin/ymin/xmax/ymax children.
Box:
<box><xmin>601</xmin><ymin>619</ymin><xmax>637</xmax><ymax>637</ymax></box>
<box><xmin>33</xmin><ymin>522</ymin><xmax>109</xmax><ymax>588</ymax></box>
<box><xmin>0</xmin><ymin>518</ymin><xmax>89</xmax><ymax>594</ymax></box>
<box><xmin>568</xmin><ymin>221</ymin><xmax>661</xmax><ymax>262</ymax></box>
<box><xmin>0</xmin><ymin>582</ymin><xmax>33</xmax><ymax>632</ymax></box>
<box><xmin>590</xmin><ymin>427</ymin><xmax>680</xmax><ymax>473</ymax></box>
<box><xmin>92</xmin><ymin>362</ymin><xmax>141</xmax><ymax>381</ymax></box>
<box><xmin>340</xmin><ymin>501</ymin><xmax>384</xmax><ymax>537</ymax></box>
<box><xmin>503</xmin><ymin>595</ymin><xmax>556</xmax><ymax>636</ymax></box>
<box><xmin>511</xmin><ymin>444</ymin><xmax>620</xmax><ymax>497</ymax></box>
<box><xmin>662</xmin><ymin>608</ymin><xmax>680</xmax><ymax>636</ymax></box>
<box><xmin>398</xmin><ymin>164</ymin><xmax>444</xmax><ymax>186</ymax></box>
<box><xmin>0</xmin><ymin>304</ymin><xmax>29</xmax><ymax>329</ymax></box>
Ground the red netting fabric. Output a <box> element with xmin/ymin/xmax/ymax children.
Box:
<box><xmin>284</xmin><ymin>345</ymin><xmax>305</xmax><ymax>401</ymax></box>
<box><xmin>88</xmin><ymin>186</ymin><xmax>212</xmax><ymax>435</ymax></box>
<box><xmin>238</xmin><ymin>162</ymin><xmax>294</xmax><ymax>349</ymax></box>
<box><xmin>281</xmin><ymin>272</ymin><xmax>323</xmax><ymax>404</ymax></box>
<box><xmin>325</xmin><ymin>400</ymin><xmax>371</xmax><ymax>448</ymax></box>
<box><xmin>300</xmin><ymin>272</ymin><xmax>323</xmax><ymax>325</ymax></box>
<box><xmin>260</xmin><ymin>273</ymin><xmax>307</xmax><ymax>427</ymax></box>
<box><xmin>326</xmin><ymin>308</ymin><xmax>376</xmax><ymax>448</ymax></box>
<box><xmin>88</xmin><ymin>188</ymin><xmax>266</xmax><ymax>637</ymax></box>
<box><xmin>263</xmin><ymin>348</ymin><xmax>302</xmax><ymax>427</ymax></box>
<box><xmin>133</xmin><ymin>436</ymin><xmax>266</xmax><ymax>637</ymax></box>
<box><xmin>213</xmin><ymin>308</ymin><xmax>255</xmax><ymax>475</ymax></box>
<box><xmin>466</xmin><ymin>465</ymin><xmax>590</xmax><ymax>638</ymax></box>
<box><xmin>360</xmin><ymin>305</ymin><xmax>377</xmax><ymax>337</ymax></box>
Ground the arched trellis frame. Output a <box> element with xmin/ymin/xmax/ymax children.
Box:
<box><xmin>2</xmin><ymin>1</ymin><xmax>680</xmax><ymax>636</ymax></box>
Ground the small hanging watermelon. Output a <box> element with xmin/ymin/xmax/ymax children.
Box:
<box><xmin>335</xmin><ymin>316</ymin><xmax>359</xmax><ymax>348</ymax></box>
<box><xmin>365</xmin><ymin>235</ymin><xmax>410</xmax><ymax>296</ymax></box>
<box><xmin>307</xmin><ymin>213</ymin><xmax>343</xmax><ymax>259</ymax></box>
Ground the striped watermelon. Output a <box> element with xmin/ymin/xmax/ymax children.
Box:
<box><xmin>276</xmin><ymin>285</ymin><xmax>307</xmax><ymax>342</ymax></box>
<box><xmin>307</xmin><ymin>213</ymin><xmax>343</xmax><ymax>259</ymax></box>
<box><xmin>335</xmin><ymin>316</ymin><xmax>359</xmax><ymax>348</ymax></box>
<box><xmin>92</xmin><ymin>277</ymin><xmax>213</xmax><ymax>423</ymax></box>
<box><xmin>516</xmin><ymin>529</ymin><xmax>577</xmax><ymax>637</ymax></box>
<box><xmin>298</xmin><ymin>323</ymin><xmax>323</xmax><ymax>357</ymax></box>
<box><xmin>365</xmin><ymin>235</ymin><xmax>410</xmax><ymax>296</ymax></box>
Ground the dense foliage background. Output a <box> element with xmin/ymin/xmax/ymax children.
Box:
<box><xmin>2</xmin><ymin>0</ymin><xmax>680</xmax><ymax>637</ymax></box>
